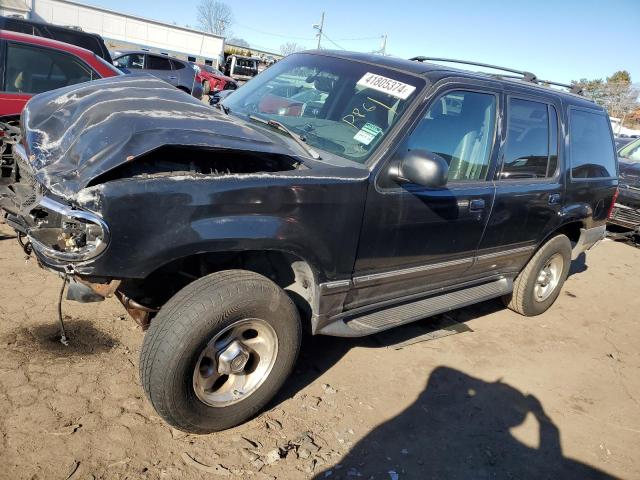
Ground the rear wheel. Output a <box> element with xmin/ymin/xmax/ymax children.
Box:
<box><xmin>139</xmin><ymin>270</ymin><xmax>301</xmax><ymax>433</ymax></box>
<box><xmin>504</xmin><ymin>234</ymin><xmax>572</xmax><ymax>316</ymax></box>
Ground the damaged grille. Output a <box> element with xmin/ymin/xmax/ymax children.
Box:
<box><xmin>4</xmin><ymin>146</ymin><xmax>42</xmax><ymax>214</ymax></box>
<box><xmin>610</xmin><ymin>204</ymin><xmax>640</xmax><ymax>230</ymax></box>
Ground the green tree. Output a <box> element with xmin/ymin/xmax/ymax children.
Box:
<box><xmin>607</xmin><ymin>70</ymin><xmax>631</xmax><ymax>85</ymax></box>
<box><xmin>571</xmin><ymin>71</ymin><xmax>639</xmax><ymax>132</ymax></box>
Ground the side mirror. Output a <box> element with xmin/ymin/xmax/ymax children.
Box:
<box><xmin>392</xmin><ymin>150</ymin><xmax>449</xmax><ymax>188</ymax></box>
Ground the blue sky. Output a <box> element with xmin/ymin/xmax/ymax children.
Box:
<box><xmin>87</xmin><ymin>0</ymin><xmax>639</xmax><ymax>84</ymax></box>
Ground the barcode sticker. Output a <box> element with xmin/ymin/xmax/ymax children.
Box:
<box><xmin>356</xmin><ymin>73</ymin><xmax>416</xmax><ymax>100</ymax></box>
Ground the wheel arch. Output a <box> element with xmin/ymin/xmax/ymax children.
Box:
<box><xmin>121</xmin><ymin>248</ymin><xmax>321</xmax><ymax>325</ymax></box>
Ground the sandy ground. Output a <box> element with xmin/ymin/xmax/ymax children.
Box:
<box><xmin>1</xmin><ymin>221</ymin><xmax>639</xmax><ymax>480</ymax></box>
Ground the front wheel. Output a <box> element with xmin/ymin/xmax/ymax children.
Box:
<box><xmin>504</xmin><ymin>234</ymin><xmax>572</xmax><ymax>316</ymax></box>
<box><xmin>139</xmin><ymin>270</ymin><xmax>301</xmax><ymax>433</ymax></box>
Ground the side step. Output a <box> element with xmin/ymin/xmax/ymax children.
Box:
<box><xmin>318</xmin><ymin>278</ymin><xmax>512</xmax><ymax>337</ymax></box>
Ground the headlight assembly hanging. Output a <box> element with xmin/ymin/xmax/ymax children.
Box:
<box><xmin>27</xmin><ymin>196</ymin><xmax>109</xmax><ymax>262</ymax></box>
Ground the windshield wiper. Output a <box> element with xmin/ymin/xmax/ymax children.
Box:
<box><xmin>248</xmin><ymin>114</ymin><xmax>321</xmax><ymax>160</ymax></box>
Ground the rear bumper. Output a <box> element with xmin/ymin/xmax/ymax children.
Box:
<box><xmin>572</xmin><ymin>225</ymin><xmax>606</xmax><ymax>260</ymax></box>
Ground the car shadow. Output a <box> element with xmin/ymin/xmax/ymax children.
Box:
<box><xmin>313</xmin><ymin>366</ymin><xmax>616</xmax><ymax>479</ymax></box>
<box><xmin>568</xmin><ymin>252</ymin><xmax>588</xmax><ymax>278</ymax></box>
<box><xmin>275</xmin><ymin>299</ymin><xmax>503</xmax><ymax>407</ymax></box>
<box><xmin>283</xmin><ymin>254</ymin><xmax>591</xmax><ymax>405</ymax></box>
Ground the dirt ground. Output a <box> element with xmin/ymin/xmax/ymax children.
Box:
<box><xmin>1</xmin><ymin>222</ymin><xmax>639</xmax><ymax>480</ymax></box>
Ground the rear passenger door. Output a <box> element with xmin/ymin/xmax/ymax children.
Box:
<box><xmin>145</xmin><ymin>54</ymin><xmax>174</xmax><ymax>85</ymax></box>
<box><xmin>170</xmin><ymin>59</ymin><xmax>188</xmax><ymax>88</ymax></box>
<box><xmin>472</xmin><ymin>92</ymin><xmax>564</xmax><ymax>275</ymax></box>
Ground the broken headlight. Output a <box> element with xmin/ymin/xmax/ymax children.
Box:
<box><xmin>27</xmin><ymin>197</ymin><xmax>109</xmax><ymax>262</ymax></box>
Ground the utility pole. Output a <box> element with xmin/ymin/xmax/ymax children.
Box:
<box><xmin>313</xmin><ymin>12</ymin><xmax>325</xmax><ymax>49</ymax></box>
<box><xmin>380</xmin><ymin>34</ymin><xmax>387</xmax><ymax>55</ymax></box>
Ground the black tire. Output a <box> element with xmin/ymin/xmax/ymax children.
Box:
<box><xmin>139</xmin><ymin>270</ymin><xmax>301</xmax><ymax>433</ymax></box>
<box><xmin>504</xmin><ymin>235</ymin><xmax>572</xmax><ymax>316</ymax></box>
<box><xmin>202</xmin><ymin>80</ymin><xmax>211</xmax><ymax>95</ymax></box>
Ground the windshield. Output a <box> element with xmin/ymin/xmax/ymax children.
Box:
<box><xmin>223</xmin><ymin>53</ymin><xmax>425</xmax><ymax>163</ymax></box>
<box><xmin>619</xmin><ymin>137</ymin><xmax>640</xmax><ymax>163</ymax></box>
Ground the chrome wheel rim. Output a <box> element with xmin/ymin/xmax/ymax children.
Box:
<box><xmin>193</xmin><ymin>318</ymin><xmax>278</xmax><ymax>407</ymax></box>
<box><xmin>534</xmin><ymin>253</ymin><xmax>564</xmax><ymax>302</ymax></box>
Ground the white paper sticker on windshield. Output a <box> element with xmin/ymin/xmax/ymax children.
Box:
<box><xmin>357</xmin><ymin>73</ymin><xmax>416</xmax><ymax>99</ymax></box>
<box><xmin>354</xmin><ymin>122</ymin><xmax>383</xmax><ymax>145</ymax></box>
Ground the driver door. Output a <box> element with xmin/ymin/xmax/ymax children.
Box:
<box><xmin>347</xmin><ymin>85</ymin><xmax>502</xmax><ymax>310</ymax></box>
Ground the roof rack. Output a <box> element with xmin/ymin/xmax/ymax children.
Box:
<box><xmin>409</xmin><ymin>56</ymin><xmax>583</xmax><ymax>95</ymax></box>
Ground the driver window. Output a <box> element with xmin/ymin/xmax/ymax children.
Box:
<box><xmin>407</xmin><ymin>90</ymin><xmax>497</xmax><ymax>182</ymax></box>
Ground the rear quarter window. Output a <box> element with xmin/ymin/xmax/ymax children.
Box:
<box><xmin>569</xmin><ymin>108</ymin><xmax>616</xmax><ymax>179</ymax></box>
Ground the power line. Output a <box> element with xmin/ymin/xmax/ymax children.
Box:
<box><xmin>234</xmin><ymin>22</ymin><xmax>313</xmax><ymax>41</ymax></box>
<box><xmin>334</xmin><ymin>36</ymin><xmax>383</xmax><ymax>42</ymax></box>
<box><xmin>320</xmin><ymin>32</ymin><xmax>346</xmax><ymax>50</ymax></box>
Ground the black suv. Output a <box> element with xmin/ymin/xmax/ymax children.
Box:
<box><xmin>0</xmin><ymin>15</ymin><xmax>112</xmax><ymax>63</ymax></box>
<box><xmin>0</xmin><ymin>51</ymin><xmax>618</xmax><ymax>433</ymax></box>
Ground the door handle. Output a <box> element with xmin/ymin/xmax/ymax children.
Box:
<box><xmin>548</xmin><ymin>193</ymin><xmax>561</xmax><ymax>205</ymax></box>
<box><xmin>168</xmin><ymin>75</ymin><xmax>177</xmax><ymax>80</ymax></box>
<box><xmin>469</xmin><ymin>198</ymin><xmax>486</xmax><ymax>211</ymax></box>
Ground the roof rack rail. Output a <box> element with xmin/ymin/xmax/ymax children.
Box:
<box><xmin>409</xmin><ymin>56</ymin><xmax>583</xmax><ymax>95</ymax></box>
<box><xmin>540</xmin><ymin>79</ymin><xmax>584</xmax><ymax>95</ymax></box>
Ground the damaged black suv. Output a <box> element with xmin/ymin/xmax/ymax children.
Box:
<box><xmin>0</xmin><ymin>52</ymin><xmax>618</xmax><ymax>433</ymax></box>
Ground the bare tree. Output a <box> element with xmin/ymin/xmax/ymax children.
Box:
<box><xmin>574</xmin><ymin>72</ymin><xmax>640</xmax><ymax>132</ymax></box>
<box><xmin>280</xmin><ymin>42</ymin><xmax>304</xmax><ymax>56</ymax></box>
<box><xmin>197</xmin><ymin>0</ymin><xmax>233</xmax><ymax>36</ymax></box>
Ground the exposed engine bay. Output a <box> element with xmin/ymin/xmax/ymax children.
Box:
<box><xmin>87</xmin><ymin>145</ymin><xmax>302</xmax><ymax>187</ymax></box>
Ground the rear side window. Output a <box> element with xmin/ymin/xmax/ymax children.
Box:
<box><xmin>171</xmin><ymin>60</ymin><xmax>186</xmax><ymax>70</ymax></box>
<box><xmin>501</xmin><ymin>98</ymin><xmax>558</xmax><ymax>179</ymax></box>
<box><xmin>114</xmin><ymin>53</ymin><xmax>144</xmax><ymax>69</ymax></box>
<box><xmin>49</xmin><ymin>29</ymin><xmax>101</xmax><ymax>57</ymax></box>
<box><xmin>569</xmin><ymin>109</ymin><xmax>616</xmax><ymax>178</ymax></box>
<box><xmin>4</xmin><ymin>43</ymin><xmax>93</xmax><ymax>95</ymax></box>
<box><xmin>147</xmin><ymin>55</ymin><xmax>172</xmax><ymax>70</ymax></box>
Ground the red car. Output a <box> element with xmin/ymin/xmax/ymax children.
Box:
<box><xmin>0</xmin><ymin>30</ymin><xmax>121</xmax><ymax>120</ymax></box>
<box><xmin>195</xmin><ymin>63</ymin><xmax>237</xmax><ymax>95</ymax></box>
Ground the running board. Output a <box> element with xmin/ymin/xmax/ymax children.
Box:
<box><xmin>318</xmin><ymin>278</ymin><xmax>512</xmax><ymax>337</ymax></box>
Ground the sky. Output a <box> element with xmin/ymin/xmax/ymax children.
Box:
<box><xmin>85</xmin><ymin>0</ymin><xmax>639</xmax><ymax>84</ymax></box>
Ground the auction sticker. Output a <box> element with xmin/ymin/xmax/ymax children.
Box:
<box><xmin>357</xmin><ymin>73</ymin><xmax>416</xmax><ymax>100</ymax></box>
<box><xmin>354</xmin><ymin>122</ymin><xmax>383</xmax><ymax>145</ymax></box>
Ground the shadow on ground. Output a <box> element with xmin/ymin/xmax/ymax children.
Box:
<box><xmin>279</xmin><ymin>251</ymin><xmax>591</xmax><ymax>405</ymax></box>
<box><xmin>569</xmin><ymin>251</ymin><xmax>588</xmax><ymax>277</ymax></box>
<box><xmin>4</xmin><ymin>318</ymin><xmax>119</xmax><ymax>356</ymax></box>
<box><xmin>313</xmin><ymin>365</ymin><xmax>615</xmax><ymax>479</ymax></box>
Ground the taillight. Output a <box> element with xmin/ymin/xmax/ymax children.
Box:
<box><xmin>607</xmin><ymin>188</ymin><xmax>619</xmax><ymax>219</ymax></box>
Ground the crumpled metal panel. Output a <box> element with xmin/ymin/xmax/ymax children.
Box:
<box><xmin>21</xmin><ymin>74</ymin><xmax>297</xmax><ymax>198</ymax></box>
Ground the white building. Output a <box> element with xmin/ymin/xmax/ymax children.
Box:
<box><xmin>0</xmin><ymin>0</ymin><xmax>30</xmax><ymax>18</ymax></box>
<box><xmin>6</xmin><ymin>0</ymin><xmax>226</xmax><ymax>67</ymax></box>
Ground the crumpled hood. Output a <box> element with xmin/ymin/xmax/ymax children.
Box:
<box><xmin>22</xmin><ymin>75</ymin><xmax>295</xmax><ymax>198</ymax></box>
<box><xmin>619</xmin><ymin>158</ymin><xmax>640</xmax><ymax>187</ymax></box>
